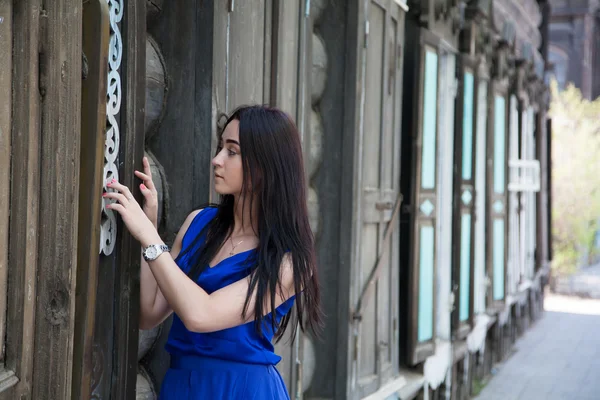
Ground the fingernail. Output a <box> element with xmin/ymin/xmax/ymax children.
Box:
<box><xmin>102</xmin><ymin>193</ymin><xmax>107</xmax><ymax>197</ymax></box>
<box><xmin>112</xmin><ymin>178</ymin><xmax>116</xmax><ymax>183</ymax></box>
<box><xmin>140</xmin><ymin>184</ymin><xmax>146</xmax><ymax>190</ymax></box>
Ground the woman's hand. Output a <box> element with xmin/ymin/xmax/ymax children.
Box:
<box><xmin>104</xmin><ymin>179</ymin><xmax>162</xmax><ymax>247</ymax></box>
<box><xmin>134</xmin><ymin>156</ymin><xmax>159</xmax><ymax>229</ymax></box>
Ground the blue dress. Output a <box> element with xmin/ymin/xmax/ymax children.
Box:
<box><xmin>159</xmin><ymin>208</ymin><xmax>295</xmax><ymax>399</ymax></box>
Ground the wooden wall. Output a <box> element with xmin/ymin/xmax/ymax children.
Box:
<box><xmin>3</xmin><ymin>1</ymin><xmax>82</xmax><ymax>398</ymax></box>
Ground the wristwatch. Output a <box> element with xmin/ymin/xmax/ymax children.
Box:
<box><xmin>142</xmin><ymin>244</ymin><xmax>170</xmax><ymax>262</ymax></box>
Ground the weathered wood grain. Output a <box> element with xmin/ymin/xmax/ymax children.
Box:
<box><xmin>3</xmin><ymin>1</ymin><xmax>41</xmax><ymax>398</ymax></box>
<box><xmin>32</xmin><ymin>1</ymin><xmax>82</xmax><ymax>398</ymax></box>
<box><xmin>0</xmin><ymin>0</ymin><xmax>13</xmax><ymax>366</ymax></box>
<box><xmin>110</xmin><ymin>0</ymin><xmax>146</xmax><ymax>398</ymax></box>
<box><xmin>71</xmin><ymin>1</ymin><xmax>110</xmax><ymax>399</ymax></box>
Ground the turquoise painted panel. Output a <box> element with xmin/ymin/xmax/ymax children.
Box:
<box><xmin>493</xmin><ymin>219</ymin><xmax>505</xmax><ymax>300</ymax></box>
<box><xmin>418</xmin><ymin>226</ymin><xmax>435</xmax><ymax>342</ymax></box>
<box><xmin>493</xmin><ymin>96</ymin><xmax>506</xmax><ymax>194</ymax></box>
<box><xmin>462</xmin><ymin>72</ymin><xmax>474</xmax><ymax>180</ymax></box>
<box><xmin>460</xmin><ymin>214</ymin><xmax>472</xmax><ymax>322</ymax></box>
<box><xmin>421</xmin><ymin>50</ymin><xmax>438</xmax><ymax>190</ymax></box>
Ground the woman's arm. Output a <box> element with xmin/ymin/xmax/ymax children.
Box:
<box><xmin>138</xmin><ymin>210</ymin><xmax>202</xmax><ymax>330</ymax></box>
<box><xmin>105</xmin><ymin>180</ymin><xmax>296</xmax><ymax>333</ymax></box>
<box><xmin>145</xmin><ymin>250</ymin><xmax>295</xmax><ymax>333</ymax></box>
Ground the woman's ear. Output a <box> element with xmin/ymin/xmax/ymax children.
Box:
<box><xmin>245</xmin><ymin>165</ymin><xmax>263</xmax><ymax>193</ymax></box>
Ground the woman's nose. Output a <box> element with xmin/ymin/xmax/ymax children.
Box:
<box><xmin>212</xmin><ymin>154</ymin><xmax>222</xmax><ymax>167</ymax></box>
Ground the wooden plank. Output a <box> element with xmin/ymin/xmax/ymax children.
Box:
<box><xmin>192</xmin><ymin>0</ymin><xmax>216</xmax><ymax>211</ymax></box>
<box><xmin>271</xmin><ymin>0</ymin><xmax>300</xmax><ymax>115</ymax></box>
<box><xmin>212</xmin><ymin>0</ymin><xmax>228</xmax><ymax>123</ymax></box>
<box><xmin>148</xmin><ymin>0</ymin><xmax>211</xmax><ymax>241</ymax></box>
<box><xmin>31</xmin><ymin>1</ymin><xmax>82</xmax><ymax>398</ymax></box>
<box><xmin>91</xmin><ymin>259</ymin><xmax>115</xmax><ymax>396</ymax></box>
<box><xmin>263</xmin><ymin>0</ymin><xmax>273</xmax><ymax>103</ymax></box>
<box><xmin>0</xmin><ymin>0</ymin><xmax>13</xmax><ymax>365</ymax></box>
<box><xmin>2</xmin><ymin>1</ymin><xmax>41</xmax><ymax>398</ymax></box>
<box><xmin>228</xmin><ymin>0</ymin><xmax>266</xmax><ymax>109</ymax></box>
<box><xmin>71</xmin><ymin>1</ymin><xmax>110</xmax><ymax>399</ymax></box>
<box><xmin>110</xmin><ymin>0</ymin><xmax>146</xmax><ymax>398</ymax></box>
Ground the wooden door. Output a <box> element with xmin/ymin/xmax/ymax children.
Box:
<box><xmin>436</xmin><ymin>48</ymin><xmax>456</xmax><ymax>343</ymax></box>
<box><xmin>507</xmin><ymin>95</ymin><xmax>519</xmax><ymax>294</ymax></box>
<box><xmin>523</xmin><ymin>107</ymin><xmax>536</xmax><ymax>279</ymax></box>
<box><xmin>473</xmin><ymin>77</ymin><xmax>489</xmax><ymax>315</ymax></box>
<box><xmin>487</xmin><ymin>89</ymin><xmax>508</xmax><ymax>305</ymax></box>
<box><xmin>400</xmin><ymin>25</ymin><xmax>440</xmax><ymax>366</ymax></box>
<box><xmin>452</xmin><ymin>58</ymin><xmax>477</xmax><ymax>338</ymax></box>
<box><xmin>351</xmin><ymin>0</ymin><xmax>404</xmax><ymax>398</ymax></box>
<box><xmin>435</xmin><ymin>48</ymin><xmax>458</xmax><ymax>346</ymax></box>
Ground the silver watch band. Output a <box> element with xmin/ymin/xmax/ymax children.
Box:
<box><xmin>143</xmin><ymin>244</ymin><xmax>170</xmax><ymax>261</ymax></box>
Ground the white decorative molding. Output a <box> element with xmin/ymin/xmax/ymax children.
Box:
<box><xmin>100</xmin><ymin>0</ymin><xmax>123</xmax><ymax>255</ymax></box>
<box><xmin>507</xmin><ymin>159</ymin><xmax>541</xmax><ymax>192</ymax></box>
<box><xmin>423</xmin><ymin>340</ymin><xmax>451</xmax><ymax>390</ymax></box>
<box><xmin>467</xmin><ymin>314</ymin><xmax>492</xmax><ymax>354</ymax></box>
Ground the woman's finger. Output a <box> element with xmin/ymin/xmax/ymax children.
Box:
<box><xmin>107</xmin><ymin>180</ymin><xmax>134</xmax><ymax>200</ymax></box>
<box><xmin>103</xmin><ymin>191</ymin><xmax>129</xmax><ymax>205</ymax></box>
<box><xmin>142</xmin><ymin>156</ymin><xmax>153</xmax><ymax>178</ymax></box>
<box><xmin>139</xmin><ymin>183</ymin><xmax>156</xmax><ymax>200</ymax></box>
<box><xmin>106</xmin><ymin>203</ymin><xmax>126</xmax><ymax>214</ymax></box>
<box><xmin>134</xmin><ymin>170</ymin><xmax>157</xmax><ymax>192</ymax></box>
<box><xmin>134</xmin><ymin>170</ymin><xmax>150</xmax><ymax>180</ymax></box>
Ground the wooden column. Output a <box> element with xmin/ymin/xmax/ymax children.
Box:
<box><xmin>32</xmin><ymin>1</ymin><xmax>82</xmax><ymax>399</ymax></box>
<box><xmin>3</xmin><ymin>1</ymin><xmax>40</xmax><ymax>398</ymax></box>
<box><xmin>71</xmin><ymin>2</ymin><xmax>110</xmax><ymax>399</ymax></box>
<box><xmin>111</xmin><ymin>0</ymin><xmax>146</xmax><ymax>398</ymax></box>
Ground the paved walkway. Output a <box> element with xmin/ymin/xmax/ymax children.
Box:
<box><xmin>476</xmin><ymin>294</ymin><xmax>600</xmax><ymax>400</ymax></box>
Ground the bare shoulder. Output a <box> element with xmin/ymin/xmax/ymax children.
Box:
<box><xmin>281</xmin><ymin>253</ymin><xmax>293</xmax><ymax>270</ymax></box>
<box><xmin>279</xmin><ymin>253</ymin><xmax>295</xmax><ymax>291</ymax></box>
<box><xmin>171</xmin><ymin>209</ymin><xmax>205</xmax><ymax>256</ymax></box>
<box><xmin>178</xmin><ymin>209</ymin><xmax>205</xmax><ymax>239</ymax></box>
<box><xmin>182</xmin><ymin>209</ymin><xmax>204</xmax><ymax>229</ymax></box>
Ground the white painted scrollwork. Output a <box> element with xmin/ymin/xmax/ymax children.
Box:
<box><xmin>100</xmin><ymin>0</ymin><xmax>123</xmax><ymax>255</ymax></box>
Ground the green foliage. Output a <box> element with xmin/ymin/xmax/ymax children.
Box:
<box><xmin>550</xmin><ymin>80</ymin><xmax>600</xmax><ymax>275</ymax></box>
<box><xmin>471</xmin><ymin>377</ymin><xmax>488</xmax><ymax>396</ymax></box>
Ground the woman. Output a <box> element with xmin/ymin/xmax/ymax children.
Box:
<box><xmin>103</xmin><ymin>105</ymin><xmax>322</xmax><ymax>399</ymax></box>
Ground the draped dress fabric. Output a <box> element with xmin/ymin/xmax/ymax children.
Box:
<box><xmin>159</xmin><ymin>207</ymin><xmax>295</xmax><ymax>399</ymax></box>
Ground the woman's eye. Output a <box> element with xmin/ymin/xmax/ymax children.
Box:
<box><xmin>228</xmin><ymin>149</ymin><xmax>237</xmax><ymax>156</ymax></box>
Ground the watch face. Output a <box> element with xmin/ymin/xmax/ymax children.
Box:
<box><xmin>146</xmin><ymin>246</ymin><xmax>158</xmax><ymax>259</ymax></box>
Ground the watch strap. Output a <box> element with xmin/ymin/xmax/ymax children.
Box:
<box><xmin>143</xmin><ymin>244</ymin><xmax>170</xmax><ymax>261</ymax></box>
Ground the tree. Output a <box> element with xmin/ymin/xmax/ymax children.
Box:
<box><xmin>550</xmin><ymin>80</ymin><xmax>600</xmax><ymax>275</ymax></box>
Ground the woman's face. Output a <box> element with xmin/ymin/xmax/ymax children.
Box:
<box><xmin>212</xmin><ymin>119</ymin><xmax>244</xmax><ymax>195</ymax></box>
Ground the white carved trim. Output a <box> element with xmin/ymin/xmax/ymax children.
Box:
<box><xmin>393</xmin><ymin>0</ymin><xmax>409</xmax><ymax>12</ymax></box>
<box><xmin>507</xmin><ymin>159</ymin><xmax>541</xmax><ymax>193</ymax></box>
<box><xmin>100</xmin><ymin>0</ymin><xmax>123</xmax><ymax>255</ymax></box>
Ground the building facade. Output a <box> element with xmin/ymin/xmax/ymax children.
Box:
<box><xmin>0</xmin><ymin>0</ymin><xmax>552</xmax><ymax>399</ymax></box>
<box><xmin>549</xmin><ymin>0</ymin><xmax>600</xmax><ymax>99</ymax></box>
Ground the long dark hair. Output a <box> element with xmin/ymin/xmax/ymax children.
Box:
<box><xmin>179</xmin><ymin>105</ymin><xmax>322</xmax><ymax>341</ymax></box>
